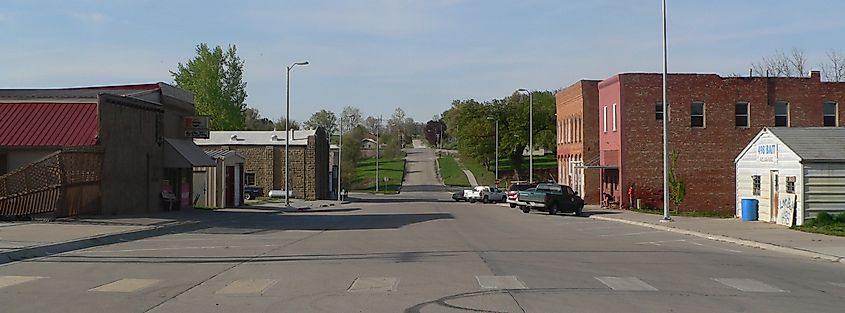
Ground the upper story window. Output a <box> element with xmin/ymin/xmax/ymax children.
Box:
<box><xmin>603</xmin><ymin>106</ymin><xmax>608</xmax><ymax>133</ymax></box>
<box><xmin>655</xmin><ymin>103</ymin><xmax>664</xmax><ymax>121</ymax></box>
<box><xmin>736</xmin><ymin>102</ymin><xmax>750</xmax><ymax>128</ymax></box>
<box><xmin>824</xmin><ymin>102</ymin><xmax>838</xmax><ymax>127</ymax></box>
<box><xmin>690</xmin><ymin>101</ymin><xmax>705</xmax><ymax>128</ymax></box>
<box><xmin>612</xmin><ymin>103</ymin><xmax>617</xmax><ymax>131</ymax></box>
<box><xmin>775</xmin><ymin>101</ymin><xmax>789</xmax><ymax>127</ymax></box>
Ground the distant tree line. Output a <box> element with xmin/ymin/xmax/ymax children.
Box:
<box><xmin>437</xmin><ymin>90</ymin><xmax>556</xmax><ymax>181</ymax></box>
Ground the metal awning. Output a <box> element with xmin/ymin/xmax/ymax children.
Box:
<box><xmin>163</xmin><ymin>138</ymin><xmax>215</xmax><ymax>168</ymax></box>
<box><xmin>578</xmin><ymin>165</ymin><xmax>619</xmax><ymax>169</ymax></box>
<box><xmin>573</xmin><ymin>154</ymin><xmax>617</xmax><ymax>169</ymax></box>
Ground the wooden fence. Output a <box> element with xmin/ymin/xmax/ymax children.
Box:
<box><xmin>0</xmin><ymin>148</ymin><xmax>103</xmax><ymax>218</ymax></box>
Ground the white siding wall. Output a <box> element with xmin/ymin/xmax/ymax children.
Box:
<box><xmin>803</xmin><ymin>162</ymin><xmax>845</xmax><ymax>222</ymax></box>
<box><xmin>735</xmin><ymin>131</ymin><xmax>803</xmax><ymax>223</ymax></box>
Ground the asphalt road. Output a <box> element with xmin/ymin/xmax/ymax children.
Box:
<box><xmin>0</xmin><ymin>144</ymin><xmax>844</xmax><ymax>312</ymax></box>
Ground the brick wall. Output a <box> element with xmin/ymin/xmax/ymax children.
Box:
<box><xmin>606</xmin><ymin>72</ymin><xmax>845</xmax><ymax>213</ymax></box>
<box><xmin>556</xmin><ymin>80</ymin><xmax>601</xmax><ymax>204</ymax></box>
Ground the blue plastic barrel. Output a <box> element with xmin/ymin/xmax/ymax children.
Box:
<box><xmin>741</xmin><ymin>199</ymin><xmax>759</xmax><ymax>221</ymax></box>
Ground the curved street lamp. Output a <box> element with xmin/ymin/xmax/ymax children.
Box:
<box><xmin>285</xmin><ymin>61</ymin><xmax>309</xmax><ymax>208</ymax></box>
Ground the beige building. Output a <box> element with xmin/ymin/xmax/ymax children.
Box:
<box><xmin>193</xmin><ymin>150</ymin><xmax>246</xmax><ymax>209</ymax></box>
<box><xmin>194</xmin><ymin>129</ymin><xmax>330</xmax><ymax>200</ymax></box>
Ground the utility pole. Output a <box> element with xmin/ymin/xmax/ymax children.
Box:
<box><xmin>661</xmin><ymin>0</ymin><xmax>672</xmax><ymax>222</ymax></box>
<box><xmin>338</xmin><ymin>117</ymin><xmax>343</xmax><ymax>201</ymax></box>
<box><xmin>517</xmin><ymin>89</ymin><xmax>534</xmax><ymax>182</ymax></box>
<box><xmin>376</xmin><ymin>115</ymin><xmax>381</xmax><ymax>192</ymax></box>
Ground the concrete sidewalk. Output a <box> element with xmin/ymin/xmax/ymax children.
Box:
<box><xmin>0</xmin><ymin>199</ymin><xmax>353</xmax><ymax>264</ymax></box>
<box><xmin>0</xmin><ymin>211</ymin><xmax>206</xmax><ymax>264</ymax></box>
<box><xmin>588</xmin><ymin>207</ymin><xmax>845</xmax><ymax>264</ymax></box>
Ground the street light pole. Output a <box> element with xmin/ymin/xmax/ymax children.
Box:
<box><xmin>337</xmin><ymin>116</ymin><xmax>343</xmax><ymax>201</ymax></box>
<box><xmin>285</xmin><ymin>61</ymin><xmax>309</xmax><ymax>208</ymax></box>
<box><xmin>661</xmin><ymin>0</ymin><xmax>672</xmax><ymax>222</ymax></box>
<box><xmin>376</xmin><ymin>115</ymin><xmax>381</xmax><ymax>192</ymax></box>
<box><xmin>487</xmin><ymin>117</ymin><xmax>499</xmax><ymax>181</ymax></box>
<box><xmin>517</xmin><ymin>88</ymin><xmax>533</xmax><ymax>182</ymax></box>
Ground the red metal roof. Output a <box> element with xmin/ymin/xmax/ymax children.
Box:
<box><xmin>0</xmin><ymin>102</ymin><xmax>98</xmax><ymax>146</ymax></box>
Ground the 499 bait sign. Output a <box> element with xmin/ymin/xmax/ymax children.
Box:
<box><xmin>757</xmin><ymin>144</ymin><xmax>778</xmax><ymax>163</ymax></box>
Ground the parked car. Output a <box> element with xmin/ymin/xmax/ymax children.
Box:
<box><xmin>465</xmin><ymin>186</ymin><xmax>484</xmax><ymax>203</ymax></box>
<box><xmin>452</xmin><ymin>190</ymin><xmax>467</xmax><ymax>202</ymax></box>
<box><xmin>506</xmin><ymin>182</ymin><xmax>537</xmax><ymax>208</ymax></box>
<box><xmin>480</xmin><ymin>187</ymin><xmax>507</xmax><ymax>203</ymax></box>
<box><xmin>516</xmin><ymin>183</ymin><xmax>584</xmax><ymax>216</ymax></box>
<box><xmin>243</xmin><ymin>185</ymin><xmax>264</xmax><ymax>201</ymax></box>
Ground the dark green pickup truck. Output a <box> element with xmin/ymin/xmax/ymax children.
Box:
<box><xmin>516</xmin><ymin>183</ymin><xmax>585</xmax><ymax>216</ymax></box>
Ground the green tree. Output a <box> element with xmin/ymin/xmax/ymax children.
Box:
<box><xmin>442</xmin><ymin>90</ymin><xmax>556</xmax><ymax>180</ymax></box>
<box><xmin>244</xmin><ymin>107</ymin><xmax>275</xmax><ymax>130</ymax></box>
<box><xmin>172</xmin><ymin>43</ymin><xmax>247</xmax><ymax>130</ymax></box>
<box><xmin>364</xmin><ymin>116</ymin><xmax>381</xmax><ymax>135</ymax></box>
<box><xmin>305</xmin><ymin>109</ymin><xmax>338</xmax><ymax>135</ymax></box>
<box><xmin>274</xmin><ymin>117</ymin><xmax>301</xmax><ymax>131</ymax></box>
<box><xmin>340</xmin><ymin>125</ymin><xmax>368</xmax><ymax>190</ymax></box>
<box><xmin>669</xmin><ymin>150</ymin><xmax>686</xmax><ymax>210</ymax></box>
<box><xmin>340</xmin><ymin>106</ymin><xmax>363</xmax><ymax>131</ymax></box>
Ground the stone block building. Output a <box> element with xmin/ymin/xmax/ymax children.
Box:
<box><xmin>597</xmin><ymin>71</ymin><xmax>845</xmax><ymax>213</ymax></box>
<box><xmin>194</xmin><ymin>129</ymin><xmax>330</xmax><ymax>200</ymax></box>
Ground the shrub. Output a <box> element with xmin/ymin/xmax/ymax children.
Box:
<box><xmin>836</xmin><ymin>212</ymin><xmax>845</xmax><ymax>223</ymax></box>
<box><xmin>816</xmin><ymin>212</ymin><xmax>835</xmax><ymax>226</ymax></box>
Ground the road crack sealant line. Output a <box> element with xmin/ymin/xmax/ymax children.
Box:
<box><xmin>0</xmin><ymin>221</ymin><xmax>204</xmax><ymax>266</ymax></box>
<box><xmin>589</xmin><ymin>215</ymin><xmax>845</xmax><ymax>264</ymax></box>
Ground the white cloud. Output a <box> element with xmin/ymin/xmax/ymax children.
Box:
<box><xmin>71</xmin><ymin>11</ymin><xmax>110</xmax><ymax>24</ymax></box>
<box><xmin>0</xmin><ymin>45</ymin><xmax>175</xmax><ymax>87</ymax></box>
<box><xmin>245</xmin><ymin>0</ymin><xmax>463</xmax><ymax>36</ymax></box>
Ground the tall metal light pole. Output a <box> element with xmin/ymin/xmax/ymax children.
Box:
<box><xmin>517</xmin><ymin>89</ymin><xmax>533</xmax><ymax>182</ymax></box>
<box><xmin>285</xmin><ymin>61</ymin><xmax>308</xmax><ymax>208</ymax></box>
<box><xmin>338</xmin><ymin>114</ymin><xmax>354</xmax><ymax>201</ymax></box>
<box><xmin>487</xmin><ymin>117</ymin><xmax>499</xmax><ymax>182</ymax></box>
<box><xmin>376</xmin><ymin>115</ymin><xmax>381</xmax><ymax>192</ymax></box>
<box><xmin>661</xmin><ymin>0</ymin><xmax>672</xmax><ymax>221</ymax></box>
<box><xmin>338</xmin><ymin>117</ymin><xmax>343</xmax><ymax>201</ymax></box>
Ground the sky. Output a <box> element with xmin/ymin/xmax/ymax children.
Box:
<box><xmin>2</xmin><ymin>0</ymin><xmax>845</xmax><ymax>123</ymax></box>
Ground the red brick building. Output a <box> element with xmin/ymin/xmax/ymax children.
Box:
<box><xmin>598</xmin><ymin>71</ymin><xmax>845</xmax><ymax>213</ymax></box>
<box><xmin>556</xmin><ymin>80</ymin><xmax>600</xmax><ymax>205</ymax></box>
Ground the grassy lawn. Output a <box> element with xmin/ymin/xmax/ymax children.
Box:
<box><xmin>497</xmin><ymin>154</ymin><xmax>557</xmax><ymax>171</ymax></box>
<box><xmin>353</xmin><ymin>153</ymin><xmax>406</xmax><ymax>194</ymax></box>
<box><xmin>792</xmin><ymin>212</ymin><xmax>845</xmax><ymax>237</ymax></box>
<box><xmin>438</xmin><ymin>155</ymin><xmax>470</xmax><ymax>186</ymax></box>
<box><xmin>460</xmin><ymin>155</ymin><xmax>498</xmax><ymax>187</ymax></box>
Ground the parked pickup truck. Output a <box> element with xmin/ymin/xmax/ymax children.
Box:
<box><xmin>516</xmin><ymin>183</ymin><xmax>585</xmax><ymax>216</ymax></box>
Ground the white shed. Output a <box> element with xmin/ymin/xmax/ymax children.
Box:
<box><xmin>735</xmin><ymin>128</ymin><xmax>845</xmax><ymax>226</ymax></box>
<box><xmin>193</xmin><ymin>150</ymin><xmax>246</xmax><ymax>209</ymax></box>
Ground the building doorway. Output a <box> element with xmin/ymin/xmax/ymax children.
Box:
<box><xmin>568</xmin><ymin>159</ymin><xmax>584</xmax><ymax>196</ymax></box>
<box><xmin>602</xmin><ymin>168</ymin><xmax>619</xmax><ymax>208</ymax></box>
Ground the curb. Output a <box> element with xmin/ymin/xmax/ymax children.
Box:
<box><xmin>589</xmin><ymin>215</ymin><xmax>845</xmax><ymax>264</ymax></box>
<box><xmin>0</xmin><ymin>221</ymin><xmax>203</xmax><ymax>266</ymax></box>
